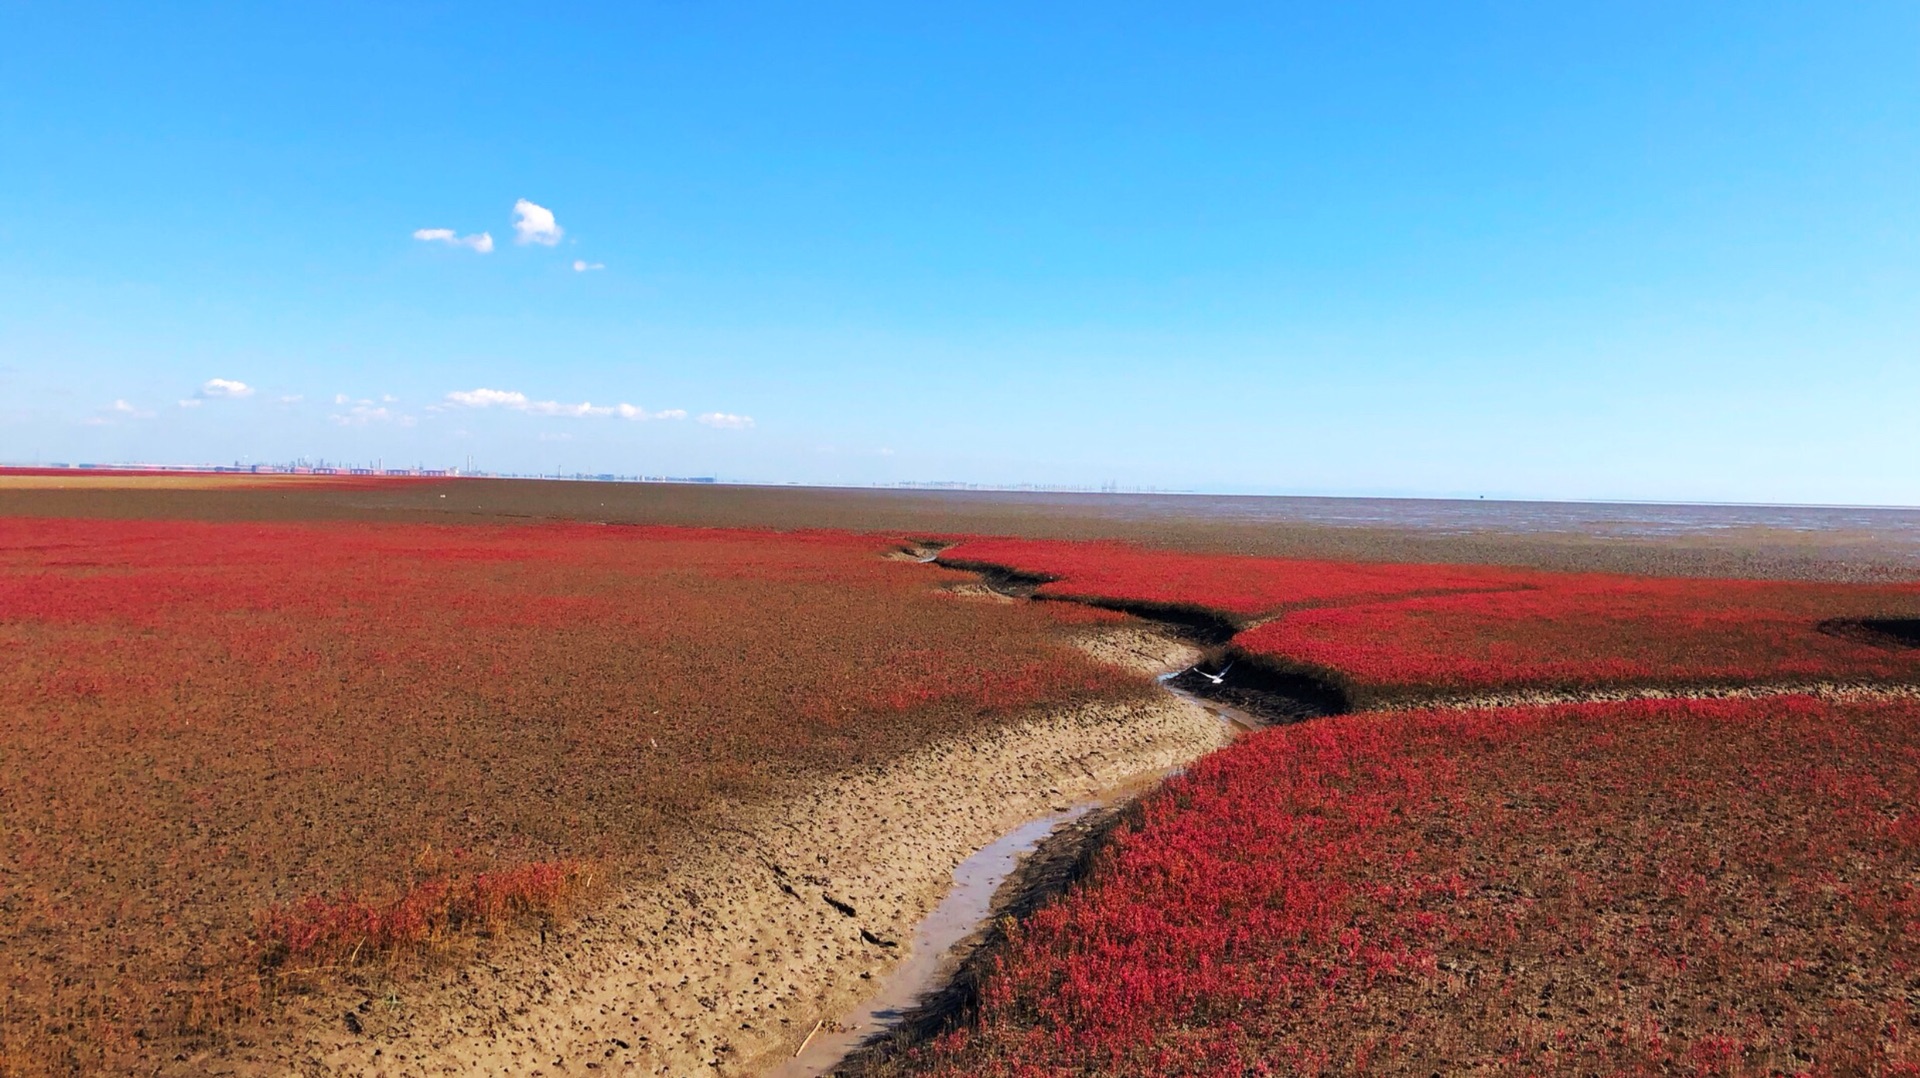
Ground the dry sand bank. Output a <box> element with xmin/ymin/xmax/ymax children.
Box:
<box><xmin>1066</xmin><ymin>624</ymin><xmax>1203</xmax><ymax>678</ymax></box>
<box><xmin>199</xmin><ymin>693</ymin><xmax>1227</xmax><ymax>1077</ymax></box>
<box><xmin>1377</xmin><ymin>678</ymin><xmax>1920</xmax><ymax>713</ymax></box>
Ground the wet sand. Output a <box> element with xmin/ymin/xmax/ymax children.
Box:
<box><xmin>769</xmin><ymin>805</ymin><xmax>1098</xmax><ymax>1077</ymax></box>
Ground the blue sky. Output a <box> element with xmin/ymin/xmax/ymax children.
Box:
<box><xmin>2</xmin><ymin>2</ymin><xmax>1915</xmax><ymax>503</ymax></box>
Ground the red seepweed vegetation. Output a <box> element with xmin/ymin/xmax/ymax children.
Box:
<box><xmin>908</xmin><ymin>696</ymin><xmax>1920</xmax><ymax>1076</ymax></box>
<box><xmin>255</xmin><ymin>857</ymin><xmax>598</xmax><ymax>968</ymax></box>
<box><xmin>939</xmin><ymin>536</ymin><xmax>1920</xmax><ymax>699</ymax></box>
<box><xmin>12</xmin><ymin>513</ymin><xmax>1920</xmax><ymax>1075</ymax></box>
<box><xmin>1237</xmin><ymin>571</ymin><xmax>1920</xmax><ymax>701</ymax></box>
<box><xmin>937</xmin><ymin>536</ymin><xmax>1523</xmax><ymax>617</ymax></box>
<box><xmin>0</xmin><ymin>516</ymin><xmax>1140</xmax><ymax>1076</ymax></box>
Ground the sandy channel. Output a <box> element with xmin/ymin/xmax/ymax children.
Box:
<box><xmin>220</xmin><ymin>643</ymin><xmax>1224</xmax><ymax>1077</ymax></box>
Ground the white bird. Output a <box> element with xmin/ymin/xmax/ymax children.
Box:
<box><xmin>1188</xmin><ymin>661</ymin><xmax>1234</xmax><ymax>685</ymax></box>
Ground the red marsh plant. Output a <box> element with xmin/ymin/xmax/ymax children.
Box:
<box><xmin>939</xmin><ymin>536</ymin><xmax>1920</xmax><ymax>697</ymax></box>
<box><xmin>1237</xmin><ymin>571</ymin><xmax>1920</xmax><ymax>702</ymax></box>
<box><xmin>254</xmin><ymin>857</ymin><xmax>599</xmax><ymax>969</ymax></box>
<box><xmin>937</xmin><ymin>536</ymin><xmax>1526</xmax><ymax>617</ymax></box>
<box><xmin>904</xmin><ymin>696</ymin><xmax>1920</xmax><ymax>1076</ymax></box>
<box><xmin>0</xmin><ymin>516</ymin><xmax>1143</xmax><ymax>1077</ymax></box>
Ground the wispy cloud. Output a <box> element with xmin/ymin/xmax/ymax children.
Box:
<box><xmin>513</xmin><ymin>199</ymin><xmax>563</xmax><ymax>246</ymax></box>
<box><xmin>572</xmin><ymin>260</ymin><xmax>605</xmax><ymax>272</ymax></box>
<box><xmin>445</xmin><ymin>386</ymin><xmax>685</xmax><ymax>421</ymax></box>
<box><xmin>413</xmin><ymin>227</ymin><xmax>494</xmax><ymax>253</ymax></box>
<box><xmin>330</xmin><ymin>398</ymin><xmax>416</xmax><ymax>427</ymax></box>
<box><xmin>698</xmin><ymin>412</ymin><xmax>755</xmax><ymax>430</ymax></box>
<box><xmin>201</xmin><ymin>378</ymin><xmax>254</xmax><ymax>399</ymax></box>
<box><xmin>86</xmin><ymin>399</ymin><xmax>156</xmax><ymax>425</ymax></box>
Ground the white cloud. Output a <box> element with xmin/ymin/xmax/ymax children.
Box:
<box><xmin>330</xmin><ymin>399</ymin><xmax>417</xmax><ymax>427</ymax></box>
<box><xmin>513</xmin><ymin>199</ymin><xmax>563</xmax><ymax>246</ymax></box>
<box><xmin>87</xmin><ymin>399</ymin><xmax>155</xmax><ymax>425</ymax></box>
<box><xmin>572</xmin><ymin>260</ymin><xmax>605</xmax><ymax>272</ymax></box>
<box><xmin>333</xmin><ymin>393</ymin><xmax>351</xmax><ymax>405</ymax></box>
<box><xmin>178</xmin><ymin>399</ymin><xmax>202</xmax><ymax>409</ymax></box>
<box><xmin>446</xmin><ymin>388</ymin><xmax>530</xmax><ymax>409</ymax></box>
<box><xmin>524</xmin><ymin>399</ymin><xmax>608</xmax><ymax>418</ymax></box>
<box><xmin>698</xmin><ymin>411</ymin><xmax>755</xmax><ymax>430</ymax></box>
<box><xmin>444</xmin><ymin>387</ymin><xmax>687</xmax><ymax>421</ymax></box>
<box><xmin>277</xmin><ymin>394</ymin><xmax>303</xmax><ymax>405</ymax></box>
<box><xmin>201</xmin><ymin>378</ymin><xmax>254</xmax><ymax>399</ymax></box>
<box><xmin>413</xmin><ymin>227</ymin><xmax>494</xmax><ymax>253</ymax></box>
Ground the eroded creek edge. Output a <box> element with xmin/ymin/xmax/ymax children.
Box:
<box><xmin>230</xmin><ymin>630</ymin><xmax>1230</xmax><ymax>1076</ymax></box>
<box><xmin>210</xmin><ymin>543</ymin><xmax>1920</xmax><ymax>1078</ymax></box>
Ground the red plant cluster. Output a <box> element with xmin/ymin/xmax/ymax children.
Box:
<box><xmin>1239</xmin><ymin>572</ymin><xmax>1920</xmax><ymax>700</ymax></box>
<box><xmin>256</xmin><ymin>859</ymin><xmax>596</xmax><ymax>967</ymax></box>
<box><xmin>912</xmin><ymin>696</ymin><xmax>1920</xmax><ymax>1075</ymax></box>
<box><xmin>941</xmin><ymin>537</ymin><xmax>1920</xmax><ymax>697</ymax></box>
<box><xmin>940</xmin><ymin>537</ymin><xmax>1518</xmax><ymax>616</ymax></box>
<box><xmin>0</xmin><ymin>516</ymin><xmax>1138</xmax><ymax>1074</ymax></box>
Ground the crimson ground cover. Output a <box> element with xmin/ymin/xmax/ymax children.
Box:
<box><xmin>941</xmin><ymin>537</ymin><xmax>1920</xmax><ymax>697</ymax></box>
<box><xmin>0</xmin><ymin>517</ymin><xmax>1141</xmax><ymax>1076</ymax></box>
<box><xmin>1238</xmin><ymin>572</ymin><xmax>1920</xmax><ymax>701</ymax></box>
<box><xmin>905</xmin><ymin>696</ymin><xmax>1920</xmax><ymax>1076</ymax></box>
<box><xmin>938</xmin><ymin>537</ymin><xmax>1524</xmax><ymax>618</ymax></box>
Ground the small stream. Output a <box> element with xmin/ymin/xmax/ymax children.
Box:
<box><xmin>765</xmin><ymin>670</ymin><xmax>1262</xmax><ymax>1077</ymax></box>
<box><xmin>766</xmin><ymin>805</ymin><xmax>1097</xmax><ymax>1077</ymax></box>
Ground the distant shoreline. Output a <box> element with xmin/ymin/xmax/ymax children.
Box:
<box><xmin>2</xmin><ymin>471</ymin><xmax>1917</xmax><ymax>583</ymax></box>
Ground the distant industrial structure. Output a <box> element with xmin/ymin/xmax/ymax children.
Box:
<box><xmin>9</xmin><ymin>461</ymin><xmax>1181</xmax><ymax>494</ymax></box>
<box><xmin>7</xmin><ymin>460</ymin><xmax>718</xmax><ymax>483</ymax></box>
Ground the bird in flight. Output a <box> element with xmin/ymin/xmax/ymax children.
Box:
<box><xmin>1188</xmin><ymin>661</ymin><xmax>1234</xmax><ymax>685</ymax></box>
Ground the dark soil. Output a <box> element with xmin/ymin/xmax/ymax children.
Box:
<box><xmin>1166</xmin><ymin>649</ymin><xmax>1353</xmax><ymax>724</ymax></box>
<box><xmin>929</xmin><ymin>557</ymin><xmax>1058</xmax><ymax>598</ymax></box>
<box><xmin>1049</xmin><ymin>597</ymin><xmax>1241</xmax><ymax>647</ymax></box>
<box><xmin>1820</xmin><ymin>617</ymin><xmax>1920</xmax><ymax>649</ymax></box>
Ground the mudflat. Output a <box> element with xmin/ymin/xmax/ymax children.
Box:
<box><xmin>214</xmin><ymin>693</ymin><xmax>1225</xmax><ymax>1077</ymax></box>
<box><xmin>7</xmin><ymin>481</ymin><xmax>1919</xmax><ymax>1077</ymax></box>
<box><xmin>0</xmin><ymin>515</ymin><xmax>1146</xmax><ymax>1074</ymax></box>
<box><xmin>4</xmin><ymin>477</ymin><xmax>1917</xmax><ymax>581</ymax></box>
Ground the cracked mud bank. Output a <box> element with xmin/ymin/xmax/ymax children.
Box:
<box><xmin>212</xmin><ymin>692</ymin><xmax>1227</xmax><ymax>1077</ymax></box>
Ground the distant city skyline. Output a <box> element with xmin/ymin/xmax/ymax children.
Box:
<box><xmin>4</xmin><ymin>3</ymin><xmax>1917</xmax><ymax>505</ymax></box>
